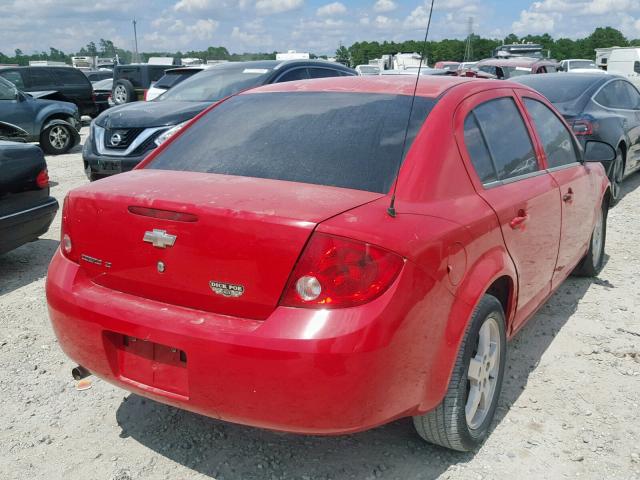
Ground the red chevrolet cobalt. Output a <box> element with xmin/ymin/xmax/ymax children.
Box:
<box><xmin>47</xmin><ymin>76</ymin><xmax>614</xmax><ymax>451</ymax></box>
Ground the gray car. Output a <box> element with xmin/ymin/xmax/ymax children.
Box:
<box><xmin>0</xmin><ymin>76</ymin><xmax>80</xmax><ymax>155</ymax></box>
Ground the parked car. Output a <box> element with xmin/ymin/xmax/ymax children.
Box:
<box><xmin>514</xmin><ymin>73</ymin><xmax>640</xmax><ymax>204</ymax></box>
<box><xmin>607</xmin><ymin>47</ymin><xmax>640</xmax><ymax>88</ymax></box>
<box><xmin>48</xmin><ymin>76</ymin><xmax>613</xmax><ymax>452</ymax></box>
<box><xmin>92</xmin><ymin>78</ymin><xmax>113</xmax><ymax>114</ymax></box>
<box><xmin>0</xmin><ymin>141</ymin><xmax>58</xmax><ymax>255</ymax></box>
<box><xmin>83</xmin><ymin>60</ymin><xmax>356</xmax><ymax>180</ymax></box>
<box><xmin>111</xmin><ymin>64</ymin><xmax>179</xmax><ymax>105</ymax></box>
<box><xmin>559</xmin><ymin>59</ymin><xmax>605</xmax><ymax>74</ymax></box>
<box><xmin>379</xmin><ymin>67</ymin><xmax>450</xmax><ymax>76</ymax></box>
<box><xmin>0</xmin><ymin>65</ymin><xmax>97</xmax><ymax>117</ymax></box>
<box><xmin>0</xmin><ymin>76</ymin><xmax>80</xmax><ymax>154</ymax></box>
<box><xmin>473</xmin><ymin>57</ymin><xmax>559</xmax><ymax>79</ymax></box>
<box><xmin>146</xmin><ymin>66</ymin><xmax>212</xmax><ymax>101</ymax></box>
<box><xmin>83</xmin><ymin>70</ymin><xmax>113</xmax><ymax>83</ymax></box>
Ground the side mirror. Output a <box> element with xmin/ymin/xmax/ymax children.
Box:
<box><xmin>584</xmin><ymin>140</ymin><xmax>616</xmax><ymax>165</ymax></box>
<box><xmin>16</xmin><ymin>91</ymin><xmax>26</xmax><ymax>102</ymax></box>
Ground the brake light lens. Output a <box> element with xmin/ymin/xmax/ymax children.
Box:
<box><xmin>36</xmin><ymin>169</ymin><xmax>49</xmax><ymax>189</ymax></box>
<box><xmin>280</xmin><ymin>233</ymin><xmax>404</xmax><ymax>309</ymax></box>
<box><xmin>572</xmin><ymin>119</ymin><xmax>593</xmax><ymax>136</ymax></box>
<box><xmin>143</xmin><ymin>89</ymin><xmax>149</xmax><ymax>101</ymax></box>
<box><xmin>60</xmin><ymin>195</ymin><xmax>79</xmax><ymax>263</ymax></box>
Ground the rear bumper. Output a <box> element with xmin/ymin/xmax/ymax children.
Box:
<box><xmin>46</xmin><ymin>250</ymin><xmax>448</xmax><ymax>434</ymax></box>
<box><xmin>0</xmin><ymin>197</ymin><xmax>58</xmax><ymax>255</ymax></box>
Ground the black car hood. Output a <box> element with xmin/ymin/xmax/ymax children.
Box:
<box><xmin>95</xmin><ymin>101</ymin><xmax>211</xmax><ymax>128</ymax></box>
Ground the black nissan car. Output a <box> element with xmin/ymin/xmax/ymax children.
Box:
<box><xmin>83</xmin><ymin>60</ymin><xmax>356</xmax><ymax>181</ymax></box>
<box><xmin>515</xmin><ymin>73</ymin><xmax>640</xmax><ymax>204</ymax></box>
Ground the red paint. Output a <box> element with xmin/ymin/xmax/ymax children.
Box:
<box><xmin>47</xmin><ymin>76</ymin><xmax>609</xmax><ymax>434</ymax></box>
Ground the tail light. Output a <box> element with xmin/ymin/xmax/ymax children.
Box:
<box><xmin>280</xmin><ymin>233</ymin><xmax>404</xmax><ymax>309</ymax></box>
<box><xmin>60</xmin><ymin>195</ymin><xmax>79</xmax><ymax>263</ymax></box>
<box><xmin>36</xmin><ymin>169</ymin><xmax>49</xmax><ymax>189</ymax></box>
<box><xmin>143</xmin><ymin>89</ymin><xmax>149</xmax><ymax>101</ymax></box>
<box><xmin>572</xmin><ymin>119</ymin><xmax>594</xmax><ymax>136</ymax></box>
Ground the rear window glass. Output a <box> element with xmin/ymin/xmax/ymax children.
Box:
<box><xmin>117</xmin><ymin>67</ymin><xmax>142</xmax><ymax>86</ymax></box>
<box><xmin>148</xmin><ymin>92</ymin><xmax>436</xmax><ymax>193</ymax></box>
<box><xmin>154</xmin><ymin>71</ymin><xmax>199</xmax><ymax>89</ymax></box>
<box><xmin>523</xmin><ymin>76</ymin><xmax>600</xmax><ymax>103</ymax></box>
<box><xmin>29</xmin><ymin>68</ymin><xmax>56</xmax><ymax>88</ymax></box>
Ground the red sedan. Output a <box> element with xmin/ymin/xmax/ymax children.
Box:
<box><xmin>47</xmin><ymin>76</ymin><xmax>614</xmax><ymax>451</ymax></box>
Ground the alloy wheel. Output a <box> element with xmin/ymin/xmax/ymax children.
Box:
<box><xmin>48</xmin><ymin>125</ymin><xmax>70</xmax><ymax>151</ymax></box>
<box><xmin>591</xmin><ymin>207</ymin><xmax>604</xmax><ymax>268</ymax></box>
<box><xmin>466</xmin><ymin>314</ymin><xmax>501</xmax><ymax>430</ymax></box>
<box><xmin>114</xmin><ymin>85</ymin><xmax>127</xmax><ymax>104</ymax></box>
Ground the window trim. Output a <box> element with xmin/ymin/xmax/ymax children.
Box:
<box><xmin>592</xmin><ymin>78</ymin><xmax>640</xmax><ymax>112</ymax></box>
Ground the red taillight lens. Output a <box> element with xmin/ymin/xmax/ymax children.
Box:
<box><xmin>572</xmin><ymin>120</ymin><xmax>593</xmax><ymax>136</ymax></box>
<box><xmin>36</xmin><ymin>169</ymin><xmax>49</xmax><ymax>189</ymax></box>
<box><xmin>280</xmin><ymin>233</ymin><xmax>404</xmax><ymax>309</ymax></box>
<box><xmin>60</xmin><ymin>195</ymin><xmax>79</xmax><ymax>263</ymax></box>
<box><xmin>143</xmin><ymin>89</ymin><xmax>149</xmax><ymax>101</ymax></box>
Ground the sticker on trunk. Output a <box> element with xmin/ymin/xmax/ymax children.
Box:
<box><xmin>209</xmin><ymin>280</ymin><xmax>245</xmax><ymax>298</ymax></box>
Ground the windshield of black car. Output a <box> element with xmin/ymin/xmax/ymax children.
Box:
<box><xmin>148</xmin><ymin>92</ymin><xmax>436</xmax><ymax>194</ymax></box>
<box><xmin>156</xmin><ymin>67</ymin><xmax>271</xmax><ymax>102</ymax></box>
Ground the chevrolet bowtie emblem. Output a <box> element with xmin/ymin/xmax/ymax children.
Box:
<box><xmin>143</xmin><ymin>229</ymin><xmax>177</xmax><ymax>249</ymax></box>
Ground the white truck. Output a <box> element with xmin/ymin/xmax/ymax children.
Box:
<box><xmin>606</xmin><ymin>47</ymin><xmax>640</xmax><ymax>88</ymax></box>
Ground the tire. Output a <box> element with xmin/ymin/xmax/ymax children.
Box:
<box><xmin>112</xmin><ymin>79</ymin><xmax>135</xmax><ymax>105</ymax></box>
<box><xmin>573</xmin><ymin>201</ymin><xmax>607</xmax><ymax>277</ymax></box>
<box><xmin>609</xmin><ymin>148</ymin><xmax>624</xmax><ymax>206</ymax></box>
<box><xmin>39</xmin><ymin>123</ymin><xmax>73</xmax><ymax>155</ymax></box>
<box><xmin>413</xmin><ymin>294</ymin><xmax>507</xmax><ymax>452</ymax></box>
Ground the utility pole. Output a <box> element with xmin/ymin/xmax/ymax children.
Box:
<box><xmin>463</xmin><ymin>17</ymin><xmax>474</xmax><ymax>63</ymax></box>
<box><xmin>132</xmin><ymin>18</ymin><xmax>140</xmax><ymax>63</ymax></box>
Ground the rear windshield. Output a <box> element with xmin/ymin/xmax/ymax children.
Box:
<box><xmin>154</xmin><ymin>70</ymin><xmax>199</xmax><ymax>89</ymax></box>
<box><xmin>148</xmin><ymin>92</ymin><xmax>436</xmax><ymax>193</ymax></box>
<box><xmin>156</xmin><ymin>67</ymin><xmax>271</xmax><ymax>102</ymax></box>
<box><xmin>522</xmin><ymin>76</ymin><xmax>601</xmax><ymax>103</ymax></box>
<box><xmin>570</xmin><ymin>60</ymin><xmax>597</xmax><ymax>70</ymax></box>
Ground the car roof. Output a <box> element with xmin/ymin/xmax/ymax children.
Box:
<box><xmin>241</xmin><ymin>75</ymin><xmax>481</xmax><ymax>98</ymax></box>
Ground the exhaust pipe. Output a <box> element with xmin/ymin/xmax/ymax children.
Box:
<box><xmin>72</xmin><ymin>365</ymin><xmax>91</xmax><ymax>380</ymax></box>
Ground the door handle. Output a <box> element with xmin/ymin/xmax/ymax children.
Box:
<box><xmin>563</xmin><ymin>188</ymin><xmax>574</xmax><ymax>203</ymax></box>
<box><xmin>510</xmin><ymin>211</ymin><xmax>529</xmax><ymax>230</ymax></box>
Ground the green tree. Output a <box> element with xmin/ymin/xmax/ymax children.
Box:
<box><xmin>335</xmin><ymin>45</ymin><xmax>350</xmax><ymax>66</ymax></box>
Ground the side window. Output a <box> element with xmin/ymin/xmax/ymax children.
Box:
<box><xmin>524</xmin><ymin>98</ymin><xmax>579</xmax><ymax>168</ymax></box>
<box><xmin>277</xmin><ymin>68</ymin><xmax>309</xmax><ymax>83</ymax></box>
<box><xmin>0</xmin><ymin>79</ymin><xmax>17</xmax><ymax>100</ymax></box>
<box><xmin>635</xmin><ymin>61</ymin><xmax>640</xmax><ymax>74</ymax></box>
<box><xmin>0</xmin><ymin>70</ymin><xmax>25</xmax><ymax>90</ymax></box>
<box><xmin>621</xmin><ymin>81</ymin><xmax>640</xmax><ymax>109</ymax></box>
<box><xmin>29</xmin><ymin>68</ymin><xmax>56</xmax><ymax>88</ymax></box>
<box><xmin>596</xmin><ymin>81</ymin><xmax>635</xmax><ymax>109</ymax></box>
<box><xmin>54</xmin><ymin>68</ymin><xmax>88</xmax><ymax>86</ymax></box>
<box><xmin>467</xmin><ymin>97</ymin><xmax>539</xmax><ymax>182</ymax></box>
<box><xmin>308</xmin><ymin>68</ymin><xmax>340</xmax><ymax>79</ymax></box>
<box><xmin>463</xmin><ymin>115</ymin><xmax>498</xmax><ymax>184</ymax></box>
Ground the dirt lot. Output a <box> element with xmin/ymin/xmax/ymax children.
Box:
<box><xmin>1</xmin><ymin>127</ymin><xmax>639</xmax><ymax>480</ymax></box>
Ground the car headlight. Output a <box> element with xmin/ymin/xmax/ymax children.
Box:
<box><xmin>154</xmin><ymin>121</ymin><xmax>189</xmax><ymax>147</ymax></box>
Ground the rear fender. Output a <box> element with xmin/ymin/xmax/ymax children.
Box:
<box><xmin>417</xmin><ymin>246</ymin><xmax>517</xmax><ymax>412</ymax></box>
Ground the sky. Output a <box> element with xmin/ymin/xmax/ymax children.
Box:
<box><xmin>2</xmin><ymin>0</ymin><xmax>640</xmax><ymax>56</ymax></box>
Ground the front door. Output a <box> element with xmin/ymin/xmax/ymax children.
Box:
<box><xmin>519</xmin><ymin>93</ymin><xmax>600</xmax><ymax>286</ymax></box>
<box><xmin>456</xmin><ymin>91</ymin><xmax>562</xmax><ymax>331</ymax></box>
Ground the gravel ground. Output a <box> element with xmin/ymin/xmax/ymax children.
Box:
<box><xmin>1</xmin><ymin>127</ymin><xmax>639</xmax><ymax>480</ymax></box>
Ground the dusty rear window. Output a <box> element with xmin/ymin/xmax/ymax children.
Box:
<box><xmin>148</xmin><ymin>92</ymin><xmax>436</xmax><ymax>193</ymax></box>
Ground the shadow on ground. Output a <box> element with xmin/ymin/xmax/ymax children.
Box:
<box><xmin>116</xmin><ymin>267</ymin><xmax>603</xmax><ymax>479</ymax></box>
<box><xmin>0</xmin><ymin>239</ymin><xmax>58</xmax><ymax>295</ymax></box>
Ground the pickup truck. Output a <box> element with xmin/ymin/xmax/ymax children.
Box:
<box><xmin>0</xmin><ymin>140</ymin><xmax>58</xmax><ymax>255</ymax></box>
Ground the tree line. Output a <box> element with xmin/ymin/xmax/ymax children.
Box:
<box><xmin>1</xmin><ymin>27</ymin><xmax>638</xmax><ymax>68</ymax></box>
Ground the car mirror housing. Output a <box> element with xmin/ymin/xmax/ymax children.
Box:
<box><xmin>583</xmin><ymin>140</ymin><xmax>616</xmax><ymax>164</ymax></box>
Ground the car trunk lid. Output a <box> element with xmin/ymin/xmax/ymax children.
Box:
<box><xmin>66</xmin><ymin>170</ymin><xmax>382</xmax><ymax>319</ymax></box>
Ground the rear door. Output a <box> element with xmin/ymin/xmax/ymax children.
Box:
<box><xmin>456</xmin><ymin>90</ymin><xmax>562</xmax><ymax>330</ymax></box>
<box><xmin>53</xmin><ymin>67</ymin><xmax>92</xmax><ymax>114</ymax></box>
<box><xmin>519</xmin><ymin>93</ymin><xmax>600</xmax><ymax>285</ymax></box>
